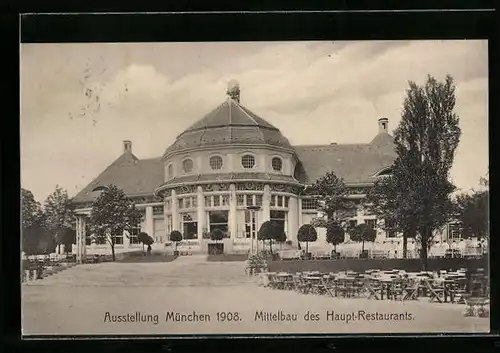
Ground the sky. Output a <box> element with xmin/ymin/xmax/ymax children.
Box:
<box><xmin>20</xmin><ymin>40</ymin><xmax>489</xmax><ymax>203</ymax></box>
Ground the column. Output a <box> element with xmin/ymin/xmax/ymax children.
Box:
<box><xmin>145</xmin><ymin>206</ymin><xmax>154</xmax><ymax>236</ymax></box>
<box><xmin>298</xmin><ymin>197</ymin><xmax>303</xmax><ymax>226</ymax></box>
<box><xmin>81</xmin><ymin>216</ymin><xmax>87</xmax><ymax>260</ymax></box>
<box><xmin>123</xmin><ymin>229</ymin><xmax>130</xmax><ymax>249</ymax></box>
<box><xmin>288</xmin><ymin>195</ymin><xmax>299</xmax><ymax>243</ymax></box>
<box><xmin>197</xmin><ymin>186</ymin><xmax>205</xmax><ymax>240</ymax></box>
<box><xmin>262</xmin><ymin>184</ymin><xmax>271</xmax><ymax>223</ymax></box>
<box><xmin>171</xmin><ymin>189</ymin><xmax>179</xmax><ymax>231</ymax></box>
<box><xmin>229</xmin><ymin>184</ymin><xmax>237</xmax><ymax>239</ymax></box>
<box><xmin>76</xmin><ymin>217</ymin><xmax>81</xmax><ymax>263</ymax></box>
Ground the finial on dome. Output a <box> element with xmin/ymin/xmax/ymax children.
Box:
<box><xmin>226</xmin><ymin>80</ymin><xmax>240</xmax><ymax>103</ymax></box>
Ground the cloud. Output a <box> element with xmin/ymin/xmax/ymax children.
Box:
<box><xmin>20</xmin><ymin>40</ymin><xmax>488</xmax><ymax>202</ymax></box>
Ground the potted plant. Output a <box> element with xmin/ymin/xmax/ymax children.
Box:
<box><xmin>350</xmin><ymin>223</ymin><xmax>376</xmax><ymax>259</ymax></box>
<box><xmin>208</xmin><ymin>229</ymin><xmax>224</xmax><ymax>255</ymax></box>
<box><xmin>297</xmin><ymin>224</ymin><xmax>317</xmax><ymax>260</ymax></box>
<box><xmin>326</xmin><ymin>220</ymin><xmax>344</xmax><ymax>259</ymax></box>
<box><xmin>169</xmin><ymin>230</ymin><xmax>182</xmax><ymax>256</ymax></box>
<box><xmin>257</xmin><ymin>221</ymin><xmax>280</xmax><ymax>257</ymax></box>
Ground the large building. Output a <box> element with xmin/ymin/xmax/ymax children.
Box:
<box><xmin>71</xmin><ymin>83</ymin><xmax>451</xmax><ymax>254</ymax></box>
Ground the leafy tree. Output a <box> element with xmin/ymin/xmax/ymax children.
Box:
<box><xmin>210</xmin><ymin>229</ymin><xmax>224</xmax><ymax>243</ymax></box>
<box><xmin>43</xmin><ymin>186</ymin><xmax>75</xmax><ymax>254</ymax></box>
<box><xmin>455</xmin><ymin>188</ymin><xmax>489</xmax><ymax>239</ymax></box>
<box><xmin>138</xmin><ymin>232</ymin><xmax>154</xmax><ymax>253</ymax></box>
<box><xmin>257</xmin><ymin>221</ymin><xmax>280</xmax><ymax>254</ymax></box>
<box><xmin>297</xmin><ymin>224</ymin><xmax>318</xmax><ymax>254</ymax></box>
<box><xmin>391</xmin><ymin>75</ymin><xmax>461</xmax><ymax>269</ymax></box>
<box><xmin>365</xmin><ymin>175</ymin><xmax>417</xmax><ymax>258</ymax></box>
<box><xmin>169</xmin><ymin>230</ymin><xmax>183</xmax><ymax>251</ymax></box>
<box><xmin>275</xmin><ymin>232</ymin><xmax>287</xmax><ymax>251</ymax></box>
<box><xmin>21</xmin><ymin>188</ymin><xmax>47</xmax><ymax>254</ymax></box>
<box><xmin>88</xmin><ymin>184</ymin><xmax>144</xmax><ymax>261</ymax></box>
<box><xmin>349</xmin><ymin>223</ymin><xmax>376</xmax><ymax>253</ymax></box>
<box><xmin>326</xmin><ymin>221</ymin><xmax>345</xmax><ymax>252</ymax></box>
<box><xmin>21</xmin><ymin>188</ymin><xmax>44</xmax><ymax>230</ymax></box>
<box><xmin>310</xmin><ymin>172</ymin><xmax>355</xmax><ymax>224</ymax></box>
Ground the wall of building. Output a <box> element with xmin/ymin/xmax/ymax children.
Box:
<box><xmin>164</xmin><ymin>145</ymin><xmax>296</xmax><ymax>182</ymax></box>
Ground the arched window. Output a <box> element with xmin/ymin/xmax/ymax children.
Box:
<box><xmin>241</xmin><ymin>154</ymin><xmax>255</xmax><ymax>169</ymax></box>
<box><xmin>167</xmin><ymin>164</ymin><xmax>174</xmax><ymax>179</ymax></box>
<box><xmin>210</xmin><ymin>156</ymin><xmax>223</xmax><ymax>170</ymax></box>
<box><xmin>183</xmin><ymin>159</ymin><xmax>194</xmax><ymax>173</ymax></box>
<box><xmin>272</xmin><ymin>157</ymin><xmax>283</xmax><ymax>171</ymax></box>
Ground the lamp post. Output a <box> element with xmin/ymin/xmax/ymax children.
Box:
<box><xmin>247</xmin><ymin>205</ymin><xmax>261</xmax><ymax>255</ymax></box>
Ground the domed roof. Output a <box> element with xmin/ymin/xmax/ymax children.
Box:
<box><xmin>164</xmin><ymin>97</ymin><xmax>293</xmax><ymax>157</ymax></box>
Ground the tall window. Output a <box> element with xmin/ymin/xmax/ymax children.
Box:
<box><xmin>385</xmin><ymin>218</ymin><xmax>396</xmax><ymax>238</ymax></box>
<box><xmin>365</xmin><ymin>219</ymin><xmax>377</xmax><ymax>230</ymax></box>
<box><xmin>244</xmin><ymin>210</ymin><xmax>257</xmax><ymax>239</ymax></box>
<box><xmin>153</xmin><ymin>206</ymin><xmax>164</xmax><ymax>215</ymax></box>
<box><xmin>166</xmin><ymin>215</ymin><xmax>173</xmax><ymax>236</ymax></box>
<box><xmin>182</xmin><ymin>213</ymin><xmax>198</xmax><ymax>240</ymax></box>
<box><xmin>270</xmin><ymin>195</ymin><xmax>289</xmax><ymax>208</ymax></box>
<box><xmin>209</xmin><ymin>156</ymin><xmax>223</xmax><ymax>170</ymax></box>
<box><xmin>270</xmin><ymin>211</ymin><xmax>286</xmax><ymax>236</ymax></box>
<box><xmin>272</xmin><ymin>157</ymin><xmax>283</xmax><ymax>171</ymax></box>
<box><xmin>302</xmin><ymin>198</ymin><xmax>317</xmax><ymax>210</ymax></box>
<box><xmin>183</xmin><ymin>159</ymin><xmax>194</xmax><ymax>173</ymax></box>
<box><xmin>448</xmin><ymin>223</ymin><xmax>462</xmax><ymax>239</ymax></box>
<box><xmin>209</xmin><ymin>211</ymin><xmax>229</xmax><ymax>237</ymax></box>
<box><xmin>129</xmin><ymin>223</ymin><xmax>141</xmax><ymax>244</ymax></box>
<box><xmin>179</xmin><ymin>196</ymin><xmax>197</xmax><ymax>210</ymax></box>
<box><xmin>241</xmin><ymin>154</ymin><xmax>255</xmax><ymax>169</ymax></box>
<box><xmin>154</xmin><ymin>218</ymin><xmax>166</xmax><ymax>243</ymax></box>
<box><xmin>167</xmin><ymin>164</ymin><xmax>174</xmax><ymax>179</ymax></box>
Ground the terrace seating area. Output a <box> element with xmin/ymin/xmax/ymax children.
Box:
<box><xmin>21</xmin><ymin>253</ymin><xmax>116</xmax><ymax>283</ymax></box>
<box><xmin>257</xmin><ymin>268</ymin><xmax>489</xmax><ymax>317</ymax></box>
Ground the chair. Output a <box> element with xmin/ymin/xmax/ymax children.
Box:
<box><xmin>426</xmin><ymin>279</ymin><xmax>445</xmax><ymax>303</ymax></box>
<box><xmin>389</xmin><ymin>279</ymin><xmax>405</xmax><ymax>301</ymax></box>
<box><xmin>403</xmin><ymin>279</ymin><xmax>420</xmax><ymax>300</ymax></box>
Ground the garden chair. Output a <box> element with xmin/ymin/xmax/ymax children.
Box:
<box><xmin>389</xmin><ymin>279</ymin><xmax>405</xmax><ymax>301</ymax></box>
<box><xmin>464</xmin><ymin>296</ymin><xmax>489</xmax><ymax>317</ymax></box>
<box><xmin>363</xmin><ymin>278</ymin><xmax>381</xmax><ymax>300</ymax></box>
<box><xmin>293</xmin><ymin>274</ymin><xmax>309</xmax><ymax>294</ymax></box>
<box><xmin>403</xmin><ymin>279</ymin><xmax>420</xmax><ymax>301</ymax></box>
<box><xmin>426</xmin><ymin>279</ymin><xmax>445</xmax><ymax>303</ymax></box>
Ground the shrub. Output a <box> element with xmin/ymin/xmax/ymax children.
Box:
<box><xmin>297</xmin><ymin>224</ymin><xmax>318</xmax><ymax>253</ymax></box>
<box><xmin>210</xmin><ymin>228</ymin><xmax>224</xmax><ymax>242</ymax></box>
<box><xmin>169</xmin><ymin>231</ymin><xmax>182</xmax><ymax>250</ymax></box>
<box><xmin>326</xmin><ymin>221</ymin><xmax>345</xmax><ymax>251</ymax></box>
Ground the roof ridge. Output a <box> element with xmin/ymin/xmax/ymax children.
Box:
<box><xmin>234</xmin><ymin>100</ymin><xmax>259</xmax><ymax>126</ymax></box>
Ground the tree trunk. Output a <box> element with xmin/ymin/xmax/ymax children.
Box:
<box><xmin>362</xmin><ymin>239</ymin><xmax>365</xmax><ymax>252</ymax></box>
<box><xmin>269</xmin><ymin>240</ymin><xmax>273</xmax><ymax>254</ymax></box>
<box><xmin>111</xmin><ymin>244</ymin><xmax>116</xmax><ymax>262</ymax></box>
<box><xmin>334</xmin><ymin>244</ymin><xmax>337</xmax><ymax>252</ymax></box>
<box><xmin>418</xmin><ymin>227</ymin><xmax>431</xmax><ymax>270</ymax></box>
<box><xmin>58</xmin><ymin>244</ymin><xmax>61</xmax><ymax>254</ymax></box>
<box><xmin>306</xmin><ymin>241</ymin><xmax>309</xmax><ymax>254</ymax></box>
<box><xmin>402</xmin><ymin>233</ymin><xmax>408</xmax><ymax>259</ymax></box>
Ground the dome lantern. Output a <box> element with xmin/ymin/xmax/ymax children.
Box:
<box><xmin>226</xmin><ymin>79</ymin><xmax>240</xmax><ymax>103</ymax></box>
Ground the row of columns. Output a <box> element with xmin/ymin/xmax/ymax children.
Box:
<box><xmin>164</xmin><ymin>183</ymin><xmax>300</xmax><ymax>242</ymax></box>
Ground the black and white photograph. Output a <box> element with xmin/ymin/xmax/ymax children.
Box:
<box><xmin>20</xmin><ymin>40</ymin><xmax>489</xmax><ymax>335</ymax></box>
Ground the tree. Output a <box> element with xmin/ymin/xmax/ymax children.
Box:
<box><xmin>370</xmin><ymin>75</ymin><xmax>461</xmax><ymax>269</ymax></box>
<box><xmin>310</xmin><ymin>172</ymin><xmax>355</xmax><ymax>223</ymax></box>
<box><xmin>455</xmin><ymin>188</ymin><xmax>489</xmax><ymax>239</ymax></box>
<box><xmin>365</xmin><ymin>175</ymin><xmax>417</xmax><ymax>259</ymax></box>
<box><xmin>275</xmin><ymin>232</ymin><xmax>287</xmax><ymax>251</ymax></box>
<box><xmin>138</xmin><ymin>232</ymin><xmax>154</xmax><ymax>253</ymax></box>
<box><xmin>349</xmin><ymin>223</ymin><xmax>376</xmax><ymax>253</ymax></box>
<box><xmin>21</xmin><ymin>188</ymin><xmax>44</xmax><ymax>231</ymax></box>
<box><xmin>21</xmin><ymin>188</ymin><xmax>47</xmax><ymax>255</ymax></box>
<box><xmin>43</xmin><ymin>186</ymin><xmax>75</xmax><ymax>254</ymax></box>
<box><xmin>169</xmin><ymin>230</ymin><xmax>183</xmax><ymax>251</ymax></box>
<box><xmin>257</xmin><ymin>221</ymin><xmax>280</xmax><ymax>254</ymax></box>
<box><xmin>88</xmin><ymin>184</ymin><xmax>144</xmax><ymax>261</ymax></box>
<box><xmin>297</xmin><ymin>224</ymin><xmax>317</xmax><ymax>254</ymax></box>
<box><xmin>326</xmin><ymin>220</ymin><xmax>345</xmax><ymax>252</ymax></box>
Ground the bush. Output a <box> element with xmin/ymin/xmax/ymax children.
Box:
<box><xmin>138</xmin><ymin>232</ymin><xmax>154</xmax><ymax>246</ymax></box>
<box><xmin>169</xmin><ymin>231</ymin><xmax>182</xmax><ymax>242</ymax></box>
<box><xmin>210</xmin><ymin>228</ymin><xmax>224</xmax><ymax>242</ymax></box>
<box><xmin>297</xmin><ymin>224</ymin><xmax>317</xmax><ymax>253</ymax></box>
<box><xmin>326</xmin><ymin>221</ymin><xmax>345</xmax><ymax>250</ymax></box>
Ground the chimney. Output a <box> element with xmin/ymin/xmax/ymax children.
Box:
<box><xmin>123</xmin><ymin>140</ymin><xmax>132</xmax><ymax>153</ymax></box>
<box><xmin>226</xmin><ymin>80</ymin><xmax>240</xmax><ymax>103</ymax></box>
<box><xmin>378</xmin><ymin>117</ymin><xmax>389</xmax><ymax>134</ymax></box>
